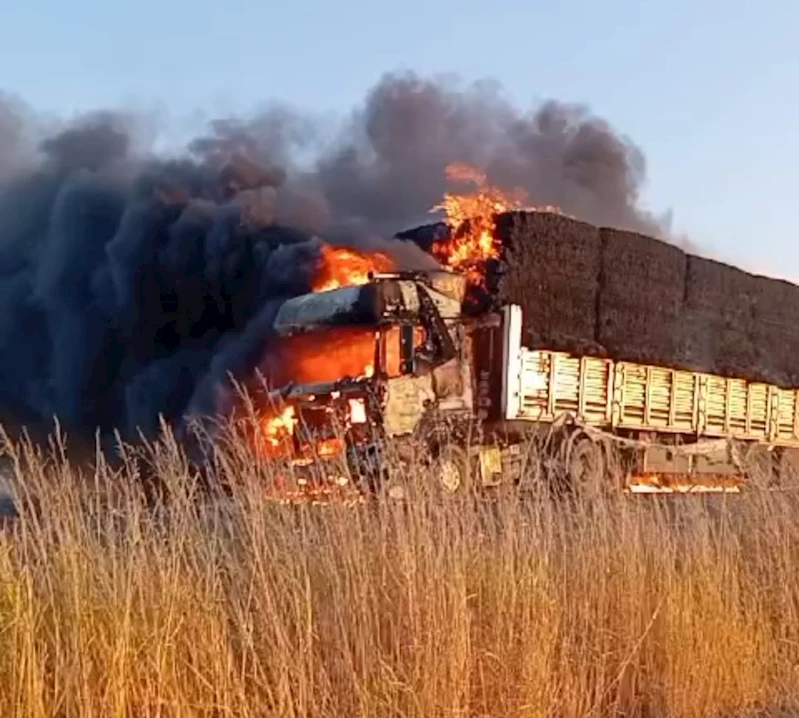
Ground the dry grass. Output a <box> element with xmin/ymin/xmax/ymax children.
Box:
<box><xmin>0</xmin><ymin>425</ymin><xmax>799</xmax><ymax>717</ymax></box>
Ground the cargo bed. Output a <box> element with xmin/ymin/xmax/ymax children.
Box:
<box><xmin>500</xmin><ymin>306</ymin><xmax>799</xmax><ymax>448</ymax></box>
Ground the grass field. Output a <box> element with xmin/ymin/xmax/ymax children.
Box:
<box><xmin>1</xmin><ymin>425</ymin><xmax>799</xmax><ymax>717</ymax></box>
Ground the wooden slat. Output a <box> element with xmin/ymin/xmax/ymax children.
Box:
<box><xmin>514</xmin><ymin>348</ymin><xmax>799</xmax><ymax>447</ymax></box>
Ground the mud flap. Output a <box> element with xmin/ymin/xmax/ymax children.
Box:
<box><xmin>478</xmin><ymin>446</ymin><xmax>503</xmax><ymax>487</ymax></box>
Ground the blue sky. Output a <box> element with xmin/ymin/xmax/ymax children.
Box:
<box><xmin>1</xmin><ymin>0</ymin><xmax>797</xmax><ymax>278</ymax></box>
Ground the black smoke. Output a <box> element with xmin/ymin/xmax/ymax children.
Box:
<box><xmin>0</xmin><ymin>71</ymin><xmax>672</xmax><ymax>446</ymax></box>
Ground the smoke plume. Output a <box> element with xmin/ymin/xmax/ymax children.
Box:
<box><xmin>0</xmin><ymin>71</ymin><xmax>671</xmax><ymax>447</ymax></box>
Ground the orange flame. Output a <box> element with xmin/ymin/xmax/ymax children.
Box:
<box><xmin>257</xmin><ymin>402</ymin><xmax>348</xmax><ymax>464</ymax></box>
<box><xmin>257</xmin><ymin>405</ymin><xmax>346</xmax><ymax>463</ymax></box>
<box><xmin>315</xmin><ymin>437</ymin><xmax>345</xmax><ymax>458</ymax></box>
<box><xmin>253</xmin><ymin>324</ymin><xmax>421</xmax><ymax>463</ymax></box>
<box><xmin>258</xmin><ymin>404</ymin><xmax>297</xmax><ymax>458</ymax></box>
<box><xmin>312</xmin><ymin>243</ymin><xmax>394</xmax><ymax>292</ymax></box>
<box><xmin>250</xmin><ymin>288</ymin><xmax>424</xmax><ymax>469</ymax></box>
<box><xmin>268</xmin><ymin>326</ymin><xmax>377</xmax><ymax>388</ymax></box>
<box><xmin>430</xmin><ymin>163</ymin><xmax>561</xmax><ymax>286</ymax></box>
<box><xmin>430</xmin><ymin>164</ymin><xmax>523</xmax><ymax>285</ymax></box>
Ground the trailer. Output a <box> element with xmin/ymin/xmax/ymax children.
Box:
<box><xmin>483</xmin><ymin>305</ymin><xmax>799</xmax><ymax>494</ymax></box>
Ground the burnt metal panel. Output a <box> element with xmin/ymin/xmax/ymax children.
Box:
<box><xmin>400</xmin><ymin>323</ymin><xmax>415</xmax><ymax>375</ymax></box>
<box><xmin>272</xmin><ymin>284</ymin><xmax>380</xmax><ymax>335</ymax></box>
<box><xmin>383</xmin><ymin>375</ymin><xmax>435</xmax><ymax>436</ymax></box>
<box><xmin>468</xmin><ymin>314</ymin><xmax>505</xmax><ymax>422</ymax></box>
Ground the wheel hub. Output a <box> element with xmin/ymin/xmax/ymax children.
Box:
<box><xmin>439</xmin><ymin>459</ymin><xmax>462</xmax><ymax>493</ymax></box>
<box><xmin>386</xmin><ymin>483</ymin><xmax>407</xmax><ymax>500</ymax></box>
<box><xmin>572</xmin><ymin>454</ymin><xmax>595</xmax><ymax>484</ymax></box>
<box><xmin>567</xmin><ymin>438</ymin><xmax>606</xmax><ymax>496</ymax></box>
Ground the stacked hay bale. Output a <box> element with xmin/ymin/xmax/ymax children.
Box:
<box><xmin>750</xmin><ymin>276</ymin><xmax>799</xmax><ymax>386</ymax></box>
<box><xmin>680</xmin><ymin>256</ymin><xmax>761</xmax><ymax>381</ymax></box>
<box><xmin>494</xmin><ymin>211</ymin><xmax>604</xmax><ymax>355</ymax></box>
<box><xmin>397</xmin><ymin>211</ymin><xmax>799</xmax><ymax>386</ymax></box>
<box><xmin>596</xmin><ymin>227</ymin><xmax>686</xmax><ymax>365</ymax></box>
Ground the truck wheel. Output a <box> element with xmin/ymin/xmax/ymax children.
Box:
<box><xmin>376</xmin><ymin>474</ymin><xmax>410</xmax><ymax>501</ymax></box>
<box><xmin>741</xmin><ymin>443</ymin><xmax>779</xmax><ymax>488</ymax></box>
<box><xmin>566</xmin><ymin>435</ymin><xmax>607</xmax><ymax>499</ymax></box>
<box><xmin>431</xmin><ymin>444</ymin><xmax>471</xmax><ymax>495</ymax></box>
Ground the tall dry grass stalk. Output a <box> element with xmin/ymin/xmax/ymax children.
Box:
<box><xmin>0</xmin><ymin>423</ymin><xmax>798</xmax><ymax>717</ymax></box>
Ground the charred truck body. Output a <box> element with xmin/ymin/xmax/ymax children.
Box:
<box><xmin>257</xmin><ymin>268</ymin><xmax>799</xmax><ymax>496</ymax></box>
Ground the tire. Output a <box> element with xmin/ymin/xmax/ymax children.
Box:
<box><xmin>742</xmin><ymin>443</ymin><xmax>779</xmax><ymax>488</ymax></box>
<box><xmin>381</xmin><ymin>477</ymin><xmax>410</xmax><ymax>501</ymax></box>
<box><xmin>566</xmin><ymin>435</ymin><xmax>607</xmax><ymax>499</ymax></box>
<box><xmin>431</xmin><ymin>444</ymin><xmax>471</xmax><ymax>496</ymax></box>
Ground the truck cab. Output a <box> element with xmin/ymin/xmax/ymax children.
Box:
<box><xmin>259</xmin><ymin>270</ymin><xmax>479</xmax><ymax>486</ymax></box>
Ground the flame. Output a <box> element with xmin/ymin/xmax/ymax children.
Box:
<box><xmin>626</xmin><ymin>473</ymin><xmax>743</xmax><ymax>494</ymax></box>
<box><xmin>312</xmin><ymin>243</ymin><xmax>394</xmax><ymax>292</ymax></box>
<box><xmin>430</xmin><ymin>163</ymin><xmax>562</xmax><ymax>286</ymax></box>
<box><xmin>258</xmin><ymin>404</ymin><xmax>297</xmax><ymax>458</ymax></box>
<box><xmin>429</xmin><ymin>164</ymin><xmax>523</xmax><ymax>285</ymax></box>
<box><xmin>316</xmin><ymin>437</ymin><xmax>345</xmax><ymax>458</ymax></box>
<box><xmin>266</xmin><ymin>323</ymin><xmax>417</xmax><ymax>392</ymax></box>
<box><xmin>256</xmin><ymin>402</ymin><xmax>346</xmax><ymax>464</ymax></box>
<box><xmin>268</xmin><ymin>326</ymin><xmax>378</xmax><ymax>387</ymax></box>
<box><xmin>251</xmin><ymin>319</ymin><xmax>420</xmax><ymax>470</ymax></box>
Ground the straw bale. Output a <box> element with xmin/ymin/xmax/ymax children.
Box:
<box><xmin>496</xmin><ymin>211</ymin><xmax>601</xmax><ymax>351</ymax></box>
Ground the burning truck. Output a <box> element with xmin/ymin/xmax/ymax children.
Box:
<box><xmin>205</xmin><ymin>168</ymin><xmax>799</xmax><ymax>500</ymax></box>
<box><xmin>241</xmin><ymin>268</ymin><xmax>490</xmax><ymax>497</ymax></box>
<box><xmin>9</xmin><ymin>114</ymin><xmax>799</xmax><ymax>500</ymax></box>
<box><xmin>207</xmin><ymin>167</ymin><xmax>799</xmax><ymax>498</ymax></box>
<box><xmin>231</xmin><ymin>268</ymin><xmax>799</xmax><ymax>498</ymax></box>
